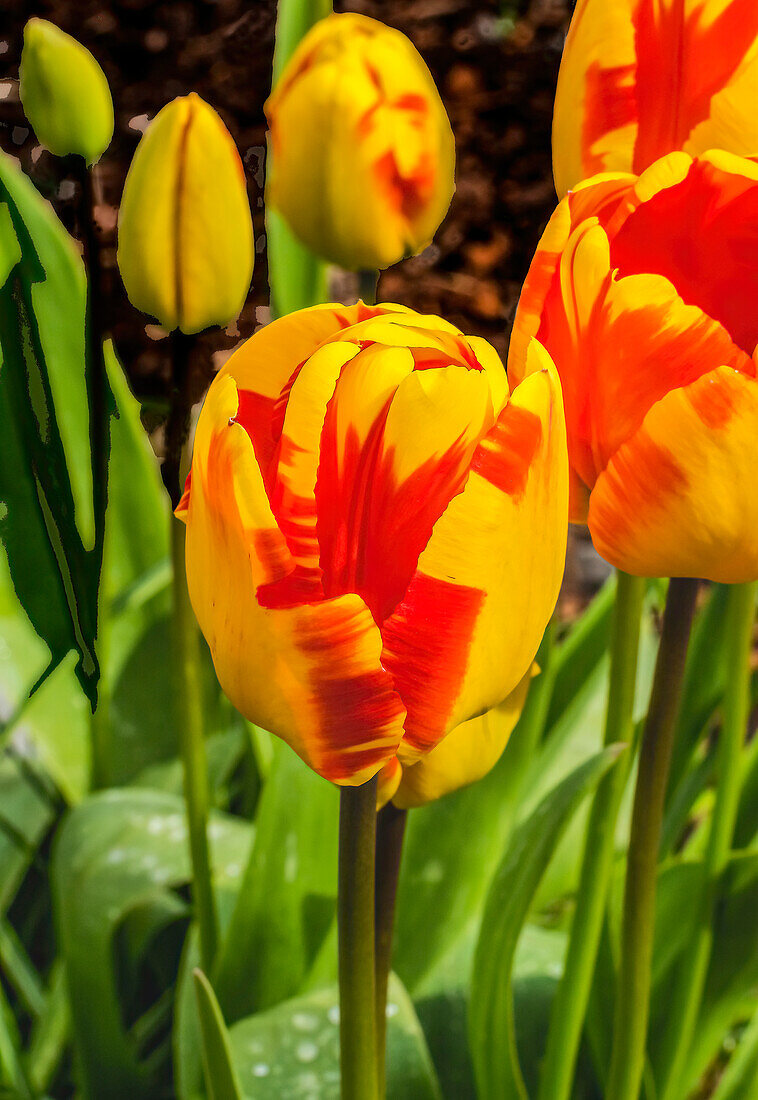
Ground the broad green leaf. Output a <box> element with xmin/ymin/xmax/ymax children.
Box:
<box><xmin>53</xmin><ymin>788</ymin><xmax>252</xmax><ymax>1099</ymax></box>
<box><xmin>213</xmin><ymin>744</ymin><xmax>337</xmax><ymax>1021</ymax></box>
<box><xmin>469</xmin><ymin>745</ymin><xmax>623</xmax><ymax>1100</ymax></box>
<box><xmin>193</xmin><ymin>970</ymin><xmax>244</xmax><ymax>1100</ymax></box>
<box><xmin>0</xmin><ymin>149</ymin><xmax>103</xmax><ymax>702</ymax></box>
<box><xmin>225</xmin><ymin>976</ymin><xmax>439</xmax><ymax>1100</ymax></box>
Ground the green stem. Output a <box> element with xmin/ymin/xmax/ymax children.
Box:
<box><xmin>171</xmin><ymin>518</ymin><xmax>219</xmax><ymax>972</ymax></box>
<box><xmin>658</xmin><ymin>581</ymin><xmax>756</xmax><ymax>1100</ymax></box>
<box><xmin>607</xmin><ymin>578</ymin><xmax>699</xmax><ymax>1100</ymax></box>
<box><xmin>538</xmin><ymin>572</ymin><xmax>645</xmax><ymax>1100</ymax></box>
<box><xmin>339</xmin><ymin>778</ymin><xmax>379</xmax><ymax>1100</ymax></box>
<box><xmin>358</xmin><ymin>270</ymin><xmax>379</xmax><ymax>307</ymax></box>
<box><xmin>374</xmin><ymin>802</ymin><xmax>407</xmax><ymax>1097</ymax></box>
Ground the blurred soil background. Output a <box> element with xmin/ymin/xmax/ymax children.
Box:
<box><xmin>0</xmin><ymin>0</ymin><xmax>604</xmax><ymax>608</ymax></box>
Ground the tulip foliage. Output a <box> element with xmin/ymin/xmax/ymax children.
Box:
<box><xmin>0</xmin><ymin>4</ymin><xmax>757</xmax><ymax>1100</ymax></box>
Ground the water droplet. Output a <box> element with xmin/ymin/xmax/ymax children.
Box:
<box><xmin>105</xmin><ymin>848</ymin><xmax>126</xmax><ymax>865</ymax></box>
<box><xmin>295</xmin><ymin>1040</ymin><xmax>319</xmax><ymax>1063</ymax></box>
<box><xmin>147</xmin><ymin>816</ymin><xmax>165</xmax><ymax>835</ymax></box>
<box><xmin>292</xmin><ymin>1012</ymin><xmax>318</xmax><ymax>1032</ymax></box>
<box><xmin>225</xmin><ymin>862</ymin><xmax>241</xmax><ymax>878</ymax></box>
<box><xmin>252</xmin><ymin>1062</ymin><xmax>270</xmax><ymax>1077</ymax></box>
<box><xmin>386</xmin><ymin>1003</ymin><xmax>399</xmax><ymax>1018</ymax></box>
<box><xmin>548</xmin><ymin>962</ymin><xmax>562</xmax><ymax>979</ymax></box>
<box><xmin>327</xmin><ymin>1005</ymin><xmax>340</xmax><ymax>1025</ymax></box>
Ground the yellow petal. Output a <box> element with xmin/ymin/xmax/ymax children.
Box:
<box><xmin>392</xmin><ymin>665</ymin><xmax>534</xmax><ymax>809</ymax></box>
<box><xmin>589</xmin><ymin>366</ymin><xmax>758</xmax><ymax>581</ymax></box>
<box><xmin>382</xmin><ymin>341</ymin><xmax>568</xmax><ymax>761</ymax></box>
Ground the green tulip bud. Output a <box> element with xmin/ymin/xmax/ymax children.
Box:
<box><xmin>19</xmin><ymin>19</ymin><xmax>114</xmax><ymax>164</ymax></box>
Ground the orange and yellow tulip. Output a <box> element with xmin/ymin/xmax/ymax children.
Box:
<box><xmin>265</xmin><ymin>13</ymin><xmax>455</xmax><ymax>271</ymax></box>
<box><xmin>117</xmin><ymin>94</ymin><xmax>254</xmax><ymax>335</ymax></box>
<box><xmin>553</xmin><ymin>0</ymin><xmax>758</xmax><ymax>196</ymax></box>
<box><xmin>177</xmin><ymin>303</ymin><xmax>567</xmax><ymax>786</ymax></box>
<box><xmin>509</xmin><ymin>149</ymin><xmax>758</xmax><ymax>582</ymax></box>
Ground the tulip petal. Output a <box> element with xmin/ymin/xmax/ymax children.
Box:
<box><xmin>553</xmin><ymin>0</ymin><xmax>758</xmax><ymax>193</ymax></box>
<box><xmin>317</xmin><ymin>363</ymin><xmax>495</xmax><ymax>624</ymax></box>
<box><xmin>589</xmin><ymin>366</ymin><xmax>758</xmax><ymax>581</ymax></box>
<box><xmin>183</xmin><ymin>373</ymin><xmax>405</xmax><ymax>785</ymax></box>
<box><xmin>392</xmin><ymin>666</ymin><xmax>534</xmax><ymax>809</ymax></box>
<box><xmin>382</xmin><ymin>342</ymin><xmax>568</xmax><ymax>759</ymax></box>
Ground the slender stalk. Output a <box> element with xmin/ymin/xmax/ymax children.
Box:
<box><xmin>358</xmin><ymin>270</ymin><xmax>379</xmax><ymax>307</ymax></box>
<box><xmin>75</xmin><ymin>157</ymin><xmax>112</xmax><ymax>789</ymax></box>
<box><xmin>607</xmin><ymin>578</ymin><xmax>699</xmax><ymax>1100</ymax></box>
<box><xmin>339</xmin><ymin>778</ymin><xmax>379</xmax><ymax>1100</ymax></box>
<box><xmin>171</xmin><ymin>518</ymin><xmax>218</xmax><ymax>972</ymax></box>
<box><xmin>165</xmin><ymin>330</ymin><xmax>218</xmax><ymax>972</ymax></box>
<box><xmin>658</xmin><ymin>581</ymin><xmax>756</xmax><ymax>1100</ymax></box>
<box><xmin>538</xmin><ymin>572</ymin><xmax>645</xmax><ymax>1100</ymax></box>
<box><xmin>374</xmin><ymin>802</ymin><xmax>407</xmax><ymax>1096</ymax></box>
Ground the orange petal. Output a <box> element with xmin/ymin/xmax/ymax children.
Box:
<box><xmin>589</xmin><ymin>366</ymin><xmax>758</xmax><ymax>581</ymax></box>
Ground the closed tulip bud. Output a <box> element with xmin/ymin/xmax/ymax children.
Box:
<box><xmin>19</xmin><ymin>19</ymin><xmax>113</xmax><ymax>165</ymax></box>
<box><xmin>265</xmin><ymin>13</ymin><xmax>455</xmax><ymax>271</ymax></box>
<box><xmin>510</xmin><ymin>150</ymin><xmax>758</xmax><ymax>582</ymax></box>
<box><xmin>177</xmin><ymin>303</ymin><xmax>567</xmax><ymax>786</ymax></box>
<box><xmin>553</xmin><ymin>0</ymin><xmax>758</xmax><ymax>196</ymax></box>
<box><xmin>117</xmin><ymin>94</ymin><xmax>254</xmax><ymax>335</ymax></box>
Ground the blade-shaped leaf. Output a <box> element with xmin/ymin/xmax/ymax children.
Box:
<box><xmin>0</xmin><ymin>150</ymin><xmax>105</xmax><ymax>703</ymax></box>
<box><xmin>469</xmin><ymin>744</ymin><xmax>624</xmax><ymax>1100</ymax></box>
<box><xmin>193</xmin><ymin>970</ymin><xmax>244</xmax><ymax>1100</ymax></box>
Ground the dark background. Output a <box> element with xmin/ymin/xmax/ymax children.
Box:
<box><xmin>1</xmin><ymin>0</ymin><xmax>602</xmax><ymax>604</ymax></box>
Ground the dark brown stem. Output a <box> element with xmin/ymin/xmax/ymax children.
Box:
<box><xmin>374</xmin><ymin>802</ymin><xmax>407</xmax><ymax>1097</ymax></box>
<box><xmin>162</xmin><ymin>329</ymin><xmax>194</xmax><ymax>507</ymax></box>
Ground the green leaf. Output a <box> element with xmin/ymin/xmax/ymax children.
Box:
<box><xmin>469</xmin><ymin>744</ymin><xmax>624</xmax><ymax>1100</ymax></box>
<box><xmin>193</xmin><ymin>970</ymin><xmax>244</xmax><ymax>1100</ymax></box>
<box><xmin>711</xmin><ymin>1003</ymin><xmax>758</xmax><ymax>1100</ymax></box>
<box><xmin>53</xmin><ymin>788</ymin><xmax>252</xmax><ymax>1098</ymax></box>
<box><xmin>226</xmin><ymin>976</ymin><xmax>439</xmax><ymax>1099</ymax></box>
<box><xmin>213</xmin><ymin>744</ymin><xmax>337</xmax><ymax>1021</ymax></box>
<box><xmin>0</xmin><ymin>149</ymin><xmax>102</xmax><ymax>702</ymax></box>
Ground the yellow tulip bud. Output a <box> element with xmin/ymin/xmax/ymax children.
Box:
<box><xmin>265</xmin><ymin>13</ymin><xmax>455</xmax><ymax>271</ymax></box>
<box><xmin>19</xmin><ymin>19</ymin><xmax>113</xmax><ymax>165</ymax></box>
<box><xmin>117</xmin><ymin>94</ymin><xmax>254</xmax><ymax>335</ymax></box>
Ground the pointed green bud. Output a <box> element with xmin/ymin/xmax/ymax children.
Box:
<box><xmin>19</xmin><ymin>19</ymin><xmax>113</xmax><ymax>164</ymax></box>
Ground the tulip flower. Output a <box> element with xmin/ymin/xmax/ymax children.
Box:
<box><xmin>177</xmin><ymin>302</ymin><xmax>567</xmax><ymax>786</ymax></box>
<box><xmin>553</xmin><ymin>0</ymin><xmax>758</xmax><ymax>196</ymax></box>
<box><xmin>264</xmin><ymin>13</ymin><xmax>455</xmax><ymax>271</ymax></box>
<box><xmin>509</xmin><ymin>149</ymin><xmax>758</xmax><ymax>582</ymax></box>
<box><xmin>117</xmin><ymin>94</ymin><xmax>254</xmax><ymax>335</ymax></box>
<box><xmin>19</xmin><ymin>18</ymin><xmax>113</xmax><ymax>165</ymax></box>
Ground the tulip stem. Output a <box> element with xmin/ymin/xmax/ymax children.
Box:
<box><xmin>657</xmin><ymin>581</ymin><xmax>756</xmax><ymax>1100</ymax></box>
<box><xmin>607</xmin><ymin>577</ymin><xmax>699</xmax><ymax>1100</ymax></box>
<box><xmin>339</xmin><ymin>778</ymin><xmax>379</xmax><ymax>1100</ymax></box>
<box><xmin>538</xmin><ymin>571</ymin><xmax>645</xmax><ymax>1100</ymax></box>
<box><xmin>358</xmin><ymin>270</ymin><xmax>379</xmax><ymax>307</ymax></box>
<box><xmin>75</xmin><ymin>157</ymin><xmax>112</xmax><ymax>789</ymax></box>
<box><xmin>374</xmin><ymin>801</ymin><xmax>407</xmax><ymax>1096</ymax></box>
<box><xmin>171</xmin><ymin>517</ymin><xmax>219</xmax><ymax>973</ymax></box>
<box><xmin>165</xmin><ymin>330</ymin><xmax>218</xmax><ymax>973</ymax></box>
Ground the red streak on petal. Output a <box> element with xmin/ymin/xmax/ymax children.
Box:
<box><xmin>381</xmin><ymin>573</ymin><xmax>485</xmax><ymax>755</ymax></box>
<box><xmin>581</xmin><ymin>61</ymin><xmax>637</xmax><ymax>176</ymax></box>
<box><xmin>373</xmin><ymin>148</ymin><xmax>435</xmax><ymax>222</ymax></box>
<box><xmin>472</xmin><ymin>403</ymin><xmax>543</xmax><ymax>500</ymax></box>
<box><xmin>684</xmin><ymin>373</ymin><xmax>737</xmax><ymax>431</ymax></box>
<box><xmin>175</xmin><ymin>470</ymin><xmax>192</xmax><ymax>518</ymax></box>
<box><xmin>294</xmin><ymin>600</ymin><xmax>405</xmax><ymax>782</ymax></box>
<box><xmin>235</xmin><ymin>389</ymin><xmax>278</xmax><ymax>478</ymax></box>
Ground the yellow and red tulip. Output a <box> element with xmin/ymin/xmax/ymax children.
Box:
<box><xmin>264</xmin><ymin>13</ymin><xmax>455</xmax><ymax>271</ymax></box>
<box><xmin>553</xmin><ymin>0</ymin><xmax>758</xmax><ymax>196</ymax></box>
<box><xmin>117</xmin><ymin>93</ymin><xmax>254</xmax><ymax>335</ymax></box>
<box><xmin>177</xmin><ymin>303</ymin><xmax>567</xmax><ymax>786</ymax></box>
<box><xmin>509</xmin><ymin>149</ymin><xmax>758</xmax><ymax>582</ymax></box>
<box><xmin>19</xmin><ymin>18</ymin><xmax>113</xmax><ymax>165</ymax></box>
